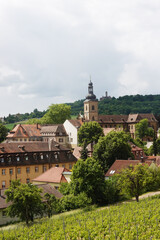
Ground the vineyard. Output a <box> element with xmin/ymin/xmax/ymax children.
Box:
<box><xmin>1</xmin><ymin>196</ymin><xmax>160</xmax><ymax>239</ymax></box>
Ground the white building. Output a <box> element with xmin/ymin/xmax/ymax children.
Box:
<box><xmin>63</xmin><ymin>119</ymin><xmax>82</xmax><ymax>149</ymax></box>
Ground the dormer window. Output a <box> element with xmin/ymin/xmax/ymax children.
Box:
<box><xmin>0</xmin><ymin>157</ymin><xmax>4</xmax><ymax>163</ymax></box>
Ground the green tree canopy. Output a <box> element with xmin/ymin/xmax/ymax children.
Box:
<box><xmin>78</xmin><ymin>121</ymin><xmax>104</xmax><ymax>146</ymax></box>
<box><xmin>93</xmin><ymin>131</ymin><xmax>133</xmax><ymax>173</ymax></box>
<box><xmin>0</xmin><ymin>124</ymin><xmax>8</xmax><ymax>142</ymax></box>
<box><xmin>117</xmin><ymin>164</ymin><xmax>152</xmax><ymax>202</ymax></box>
<box><xmin>71</xmin><ymin>158</ymin><xmax>106</xmax><ymax>204</ymax></box>
<box><xmin>41</xmin><ymin>104</ymin><xmax>71</xmax><ymax>124</ymax></box>
<box><xmin>5</xmin><ymin>180</ymin><xmax>43</xmax><ymax>224</ymax></box>
<box><xmin>135</xmin><ymin>119</ymin><xmax>154</xmax><ymax>140</ymax></box>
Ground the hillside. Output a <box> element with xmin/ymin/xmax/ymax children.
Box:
<box><xmin>4</xmin><ymin>94</ymin><xmax>160</xmax><ymax>124</ymax></box>
<box><xmin>1</xmin><ymin>195</ymin><xmax>160</xmax><ymax>239</ymax></box>
<box><xmin>69</xmin><ymin>94</ymin><xmax>160</xmax><ymax>116</ymax></box>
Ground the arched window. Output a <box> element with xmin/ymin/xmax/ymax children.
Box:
<box><xmin>92</xmin><ymin>116</ymin><xmax>95</xmax><ymax>121</ymax></box>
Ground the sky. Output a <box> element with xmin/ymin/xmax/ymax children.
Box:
<box><xmin>1</xmin><ymin>0</ymin><xmax>160</xmax><ymax>116</ymax></box>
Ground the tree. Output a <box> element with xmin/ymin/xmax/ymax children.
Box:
<box><xmin>135</xmin><ymin>119</ymin><xmax>154</xmax><ymax>140</ymax></box>
<box><xmin>5</xmin><ymin>180</ymin><xmax>43</xmax><ymax>224</ymax></box>
<box><xmin>117</xmin><ymin>164</ymin><xmax>152</xmax><ymax>202</ymax></box>
<box><xmin>78</xmin><ymin>121</ymin><xmax>104</xmax><ymax>146</ymax></box>
<box><xmin>71</xmin><ymin>158</ymin><xmax>106</xmax><ymax>204</ymax></box>
<box><xmin>43</xmin><ymin>193</ymin><xmax>59</xmax><ymax>217</ymax></box>
<box><xmin>0</xmin><ymin>124</ymin><xmax>8</xmax><ymax>142</ymax></box>
<box><xmin>93</xmin><ymin>131</ymin><xmax>133</xmax><ymax>173</ymax></box>
<box><xmin>41</xmin><ymin>104</ymin><xmax>71</xmax><ymax>124</ymax></box>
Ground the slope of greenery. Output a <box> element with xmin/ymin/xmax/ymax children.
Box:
<box><xmin>1</xmin><ymin>195</ymin><xmax>160</xmax><ymax>239</ymax></box>
<box><xmin>4</xmin><ymin>94</ymin><xmax>160</xmax><ymax>124</ymax></box>
<box><xmin>68</xmin><ymin>94</ymin><xmax>160</xmax><ymax>116</ymax></box>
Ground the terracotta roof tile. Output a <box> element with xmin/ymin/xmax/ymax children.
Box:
<box><xmin>99</xmin><ymin>115</ymin><xmax>128</xmax><ymax>123</ymax></box>
<box><xmin>68</xmin><ymin>119</ymin><xmax>82</xmax><ymax>128</ymax></box>
<box><xmin>7</xmin><ymin>124</ymin><xmax>41</xmax><ymax>139</ymax></box>
<box><xmin>0</xmin><ymin>141</ymin><xmax>70</xmax><ymax>154</ymax></box>
<box><xmin>33</xmin><ymin>167</ymin><xmax>70</xmax><ymax>183</ymax></box>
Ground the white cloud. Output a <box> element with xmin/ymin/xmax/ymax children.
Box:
<box><xmin>0</xmin><ymin>0</ymin><xmax>160</xmax><ymax>115</ymax></box>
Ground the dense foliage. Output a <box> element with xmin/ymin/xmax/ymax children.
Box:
<box><xmin>3</xmin><ymin>94</ymin><xmax>160</xmax><ymax>124</ymax></box>
<box><xmin>0</xmin><ymin>124</ymin><xmax>8</xmax><ymax>142</ymax></box>
<box><xmin>93</xmin><ymin>131</ymin><xmax>133</xmax><ymax>172</ymax></box>
<box><xmin>78</xmin><ymin>121</ymin><xmax>104</xmax><ymax>146</ymax></box>
<box><xmin>71</xmin><ymin>158</ymin><xmax>107</xmax><ymax>204</ymax></box>
<box><xmin>135</xmin><ymin>119</ymin><xmax>154</xmax><ymax>140</ymax></box>
<box><xmin>5</xmin><ymin>180</ymin><xmax>43</xmax><ymax>225</ymax></box>
<box><xmin>2</xmin><ymin>196</ymin><xmax>160</xmax><ymax>239</ymax></box>
<box><xmin>118</xmin><ymin>164</ymin><xmax>152</xmax><ymax>202</ymax></box>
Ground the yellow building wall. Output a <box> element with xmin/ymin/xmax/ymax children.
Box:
<box><xmin>0</xmin><ymin>162</ymin><xmax>74</xmax><ymax>188</ymax></box>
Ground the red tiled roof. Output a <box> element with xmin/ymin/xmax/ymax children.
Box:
<box><xmin>68</xmin><ymin>119</ymin><xmax>82</xmax><ymax>128</ymax></box>
<box><xmin>105</xmin><ymin>159</ymin><xmax>154</xmax><ymax>177</ymax></box>
<box><xmin>41</xmin><ymin>124</ymin><xmax>67</xmax><ymax>136</ymax></box>
<box><xmin>0</xmin><ymin>141</ymin><xmax>70</xmax><ymax>154</ymax></box>
<box><xmin>7</xmin><ymin>124</ymin><xmax>41</xmax><ymax>138</ymax></box>
<box><xmin>32</xmin><ymin>167</ymin><xmax>70</xmax><ymax>183</ymax></box>
<box><xmin>105</xmin><ymin>160</ymin><xmax>141</xmax><ymax>177</ymax></box>
<box><xmin>99</xmin><ymin>115</ymin><xmax>128</xmax><ymax>123</ymax></box>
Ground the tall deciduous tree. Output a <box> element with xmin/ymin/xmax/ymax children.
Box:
<box><xmin>78</xmin><ymin>121</ymin><xmax>104</xmax><ymax>146</ymax></box>
<box><xmin>5</xmin><ymin>180</ymin><xmax>43</xmax><ymax>224</ymax></box>
<box><xmin>93</xmin><ymin>131</ymin><xmax>133</xmax><ymax>173</ymax></box>
<box><xmin>41</xmin><ymin>104</ymin><xmax>71</xmax><ymax>124</ymax></box>
<box><xmin>135</xmin><ymin>119</ymin><xmax>154</xmax><ymax>140</ymax></box>
<box><xmin>71</xmin><ymin>158</ymin><xmax>106</xmax><ymax>204</ymax></box>
<box><xmin>117</xmin><ymin>164</ymin><xmax>152</xmax><ymax>202</ymax></box>
<box><xmin>0</xmin><ymin>124</ymin><xmax>8</xmax><ymax>142</ymax></box>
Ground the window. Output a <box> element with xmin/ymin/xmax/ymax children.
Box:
<box><xmin>55</xmin><ymin>164</ymin><xmax>59</xmax><ymax>167</ymax></box>
<box><xmin>70</xmin><ymin>138</ymin><xmax>73</xmax><ymax>142</ymax></box>
<box><xmin>26</xmin><ymin>178</ymin><xmax>30</xmax><ymax>184</ymax></box>
<box><xmin>2</xmin><ymin>181</ymin><xmax>5</xmax><ymax>188</ymax></box>
<box><xmin>8</xmin><ymin>157</ymin><xmax>11</xmax><ymax>162</ymax></box>
<box><xmin>35</xmin><ymin>167</ymin><xmax>39</xmax><ymax>172</ymax></box>
<box><xmin>2</xmin><ymin>210</ymin><xmax>6</xmax><ymax>217</ymax></box>
<box><xmin>2</xmin><ymin>169</ymin><xmax>5</xmax><ymax>175</ymax></box>
<box><xmin>69</xmin><ymin>164</ymin><xmax>72</xmax><ymax>170</ymax></box>
<box><xmin>59</xmin><ymin>138</ymin><xmax>63</xmax><ymax>143</ymax></box>
<box><xmin>25</xmin><ymin>155</ymin><xmax>28</xmax><ymax>161</ymax></box>
<box><xmin>40</xmin><ymin>154</ymin><xmax>43</xmax><ymax>160</ymax></box>
<box><xmin>16</xmin><ymin>156</ymin><xmax>20</xmax><ymax>161</ymax></box>
<box><xmin>92</xmin><ymin>116</ymin><xmax>95</xmax><ymax>121</ymax></box>
<box><xmin>92</xmin><ymin>105</ymin><xmax>95</xmax><ymax>110</ymax></box>
<box><xmin>9</xmin><ymin>169</ymin><xmax>13</xmax><ymax>175</ymax></box>
<box><xmin>46</xmin><ymin>154</ymin><xmax>49</xmax><ymax>158</ymax></box>
<box><xmin>0</xmin><ymin>158</ymin><xmax>4</xmax><ymax>163</ymax></box>
<box><xmin>62</xmin><ymin>164</ymin><xmax>65</xmax><ymax>168</ymax></box>
<box><xmin>26</xmin><ymin>167</ymin><xmax>30</xmax><ymax>173</ymax></box>
<box><xmin>17</xmin><ymin>168</ymin><xmax>21</xmax><ymax>174</ymax></box>
<box><xmin>55</xmin><ymin>186</ymin><xmax>59</xmax><ymax>190</ymax></box>
<box><xmin>43</xmin><ymin>166</ymin><xmax>47</xmax><ymax>172</ymax></box>
<box><xmin>55</xmin><ymin>154</ymin><xmax>58</xmax><ymax>159</ymax></box>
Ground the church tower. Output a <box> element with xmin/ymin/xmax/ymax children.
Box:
<box><xmin>84</xmin><ymin>81</ymin><xmax>98</xmax><ymax>121</ymax></box>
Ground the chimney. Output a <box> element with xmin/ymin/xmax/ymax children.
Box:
<box><xmin>48</xmin><ymin>138</ymin><xmax>53</xmax><ymax>151</ymax></box>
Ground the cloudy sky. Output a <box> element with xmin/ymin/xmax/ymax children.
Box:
<box><xmin>0</xmin><ymin>0</ymin><xmax>160</xmax><ymax>116</ymax></box>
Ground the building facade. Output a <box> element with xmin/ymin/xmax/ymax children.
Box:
<box><xmin>0</xmin><ymin>141</ymin><xmax>77</xmax><ymax>188</ymax></box>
